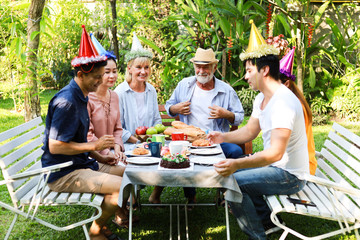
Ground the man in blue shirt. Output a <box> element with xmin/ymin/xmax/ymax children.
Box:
<box><xmin>41</xmin><ymin>26</ymin><xmax>127</xmax><ymax>240</ymax></box>
<box><xmin>166</xmin><ymin>48</ymin><xmax>245</xmax><ymax>157</ymax></box>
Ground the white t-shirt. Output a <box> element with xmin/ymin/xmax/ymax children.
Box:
<box><xmin>188</xmin><ymin>85</ymin><xmax>216</xmax><ymax>131</ymax></box>
<box><xmin>251</xmin><ymin>85</ymin><xmax>309</xmax><ymax>179</ymax></box>
<box><xmin>134</xmin><ymin>91</ymin><xmax>146</xmax><ymax>126</ymax></box>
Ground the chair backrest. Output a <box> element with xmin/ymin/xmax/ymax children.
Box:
<box><xmin>0</xmin><ymin>117</ymin><xmax>45</xmax><ymax>207</ymax></box>
<box><xmin>316</xmin><ymin>122</ymin><xmax>360</xmax><ymax>194</ymax></box>
<box><xmin>158</xmin><ymin>104</ymin><xmax>179</xmax><ymax>127</ymax></box>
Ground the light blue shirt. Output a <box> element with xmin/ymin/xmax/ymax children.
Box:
<box><xmin>114</xmin><ymin>81</ymin><xmax>162</xmax><ymax>142</ymax></box>
<box><xmin>165</xmin><ymin>76</ymin><xmax>244</xmax><ymax>133</ymax></box>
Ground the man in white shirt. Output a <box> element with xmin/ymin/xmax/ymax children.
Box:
<box><xmin>208</xmin><ymin>21</ymin><xmax>309</xmax><ymax>239</ymax></box>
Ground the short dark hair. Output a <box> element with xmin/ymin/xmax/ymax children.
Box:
<box><xmin>244</xmin><ymin>54</ymin><xmax>280</xmax><ymax>80</ymax></box>
<box><xmin>107</xmin><ymin>57</ymin><xmax>117</xmax><ymax>67</ymax></box>
<box><xmin>73</xmin><ymin>60</ymin><xmax>107</xmax><ymax>76</ymax></box>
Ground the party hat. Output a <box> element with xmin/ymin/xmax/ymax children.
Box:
<box><xmin>280</xmin><ymin>46</ymin><xmax>296</xmax><ymax>81</ymax></box>
<box><xmin>131</xmin><ymin>32</ymin><xmax>144</xmax><ymax>51</ymax></box>
<box><xmin>90</xmin><ymin>33</ymin><xmax>116</xmax><ymax>59</ymax></box>
<box><xmin>124</xmin><ymin>32</ymin><xmax>153</xmax><ymax>62</ymax></box>
<box><xmin>240</xmin><ymin>20</ymin><xmax>279</xmax><ymax>61</ymax></box>
<box><xmin>71</xmin><ymin>25</ymin><xmax>107</xmax><ymax>67</ymax></box>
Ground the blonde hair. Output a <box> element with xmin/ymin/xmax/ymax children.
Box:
<box><xmin>125</xmin><ymin>57</ymin><xmax>152</xmax><ymax>83</ymax></box>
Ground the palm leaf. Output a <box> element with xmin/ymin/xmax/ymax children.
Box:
<box><xmin>275</xmin><ymin>15</ymin><xmax>290</xmax><ymax>35</ymax></box>
<box><xmin>137</xmin><ymin>36</ymin><xmax>163</xmax><ymax>56</ymax></box>
<box><xmin>308</xmin><ymin>63</ymin><xmax>316</xmax><ymax>88</ymax></box>
<box><xmin>219</xmin><ymin>18</ymin><xmax>231</xmax><ymax>36</ymax></box>
<box><xmin>325</xmin><ymin>18</ymin><xmax>344</xmax><ymax>45</ymax></box>
<box><xmin>314</xmin><ymin>1</ymin><xmax>330</xmax><ymax>28</ymax></box>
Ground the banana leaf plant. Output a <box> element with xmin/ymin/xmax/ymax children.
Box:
<box><xmin>167</xmin><ymin>0</ymin><xmax>266</xmax><ymax>89</ymax></box>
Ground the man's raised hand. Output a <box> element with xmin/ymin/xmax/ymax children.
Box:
<box><xmin>95</xmin><ymin>135</ymin><xmax>115</xmax><ymax>151</ymax></box>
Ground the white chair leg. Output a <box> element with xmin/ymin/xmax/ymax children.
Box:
<box><xmin>5</xmin><ymin>213</ymin><xmax>18</xmax><ymax>240</ymax></box>
<box><xmin>82</xmin><ymin>224</ymin><xmax>90</xmax><ymax>240</ymax></box>
<box><xmin>355</xmin><ymin>228</ymin><xmax>359</xmax><ymax>240</ymax></box>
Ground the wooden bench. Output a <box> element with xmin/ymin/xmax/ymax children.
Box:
<box><xmin>158</xmin><ymin>104</ymin><xmax>253</xmax><ymax>155</ymax></box>
<box><xmin>265</xmin><ymin>122</ymin><xmax>360</xmax><ymax>239</ymax></box>
<box><xmin>0</xmin><ymin>117</ymin><xmax>104</xmax><ymax>240</ymax></box>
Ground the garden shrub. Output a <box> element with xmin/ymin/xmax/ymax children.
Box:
<box><xmin>310</xmin><ymin>96</ymin><xmax>331</xmax><ymax>125</ymax></box>
<box><xmin>237</xmin><ymin>87</ymin><xmax>258</xmax><ymax>116</ymax></box>
<box><xmin>331</xmin><ymin>91</ymin><xmax>360</xmax><ymax>122</ymax></box>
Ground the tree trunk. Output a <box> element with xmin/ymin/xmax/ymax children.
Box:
<box><xmin>296</xmin><ymin>13</ymin><xmax>303</xmax><ymax>93</ymax></box>
<box><xmin>24</xmin><ymin>0</ymin><xmax>45</xmax><ymax>121</ymax></box>
<box><xmin>109</xmin><ymin>0</ymin><xmax>119</xmax><ymax>61</ymax></box>
<box><xmin>222</xmin><ymin>49</ymin><xmax>226</xmax><ymax>80</ymax></box>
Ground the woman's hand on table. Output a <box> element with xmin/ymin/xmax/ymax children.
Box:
<box><xmin>207</xmin><ymin>131</ymin><xmax>224</xmax><ymax>144</ymax></box>
<box><xmin>214</xmin><ymin>159</ymin><xmax>237</xmax><ymax>177</ymax></box>
<box><xmin>115</xmin><ymin>151</ymin><xmax>127</xmax><ymax>164</ymax></box>
<box><xmin>114</xmin><ymin>144</ymin><xmax>127</xmax><ymax>164</ymax></box>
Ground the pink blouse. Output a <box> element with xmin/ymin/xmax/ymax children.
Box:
<box><xmin>87</xmin><ymin>90</ymin><xmax>124</xmax><ymax>155</ymax></box>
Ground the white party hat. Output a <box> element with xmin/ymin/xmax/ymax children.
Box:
<box><xmin>125</xmin><ymin>32</ymin><xmax>153</xmax><ymax>62</ymax></box>
<box><xmin>131</xmin><ymin>32</ymin><xmax>144</xmax><ymax>51</ymax></box>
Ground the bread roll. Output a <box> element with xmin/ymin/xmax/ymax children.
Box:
<box><xmin>165</xmin><ymin>121</ymin><xmax>206</xmax><ymax>139</ymax></box>
<box><xmin>132</xmin><ymin>148</ymin><xmax>149</xmax><ymax>155</ymax></box>
<box><xmin>171</xmin><ymin>121</ymin><xmax>202</xmax><ymax>132</ymax></box>
<box><xmin>192</xmin><ymin>139</ymin><xmax>211</xmax><ymax>147</ymax></box>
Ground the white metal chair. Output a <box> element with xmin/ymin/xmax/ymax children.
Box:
<box><xmin>266</xmin><ymin>122</ymin><xmax>360</xmax><ymax>239</ymax></box>
<box><xmin>0</xmin><ymin>117</ymin><xmax>104</xmax><ymax>240</ymax></box>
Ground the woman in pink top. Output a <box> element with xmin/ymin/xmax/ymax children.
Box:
<box><xmin>87</xmin><ymin>57</ymin><xmax>126</xmax><ymax>175</ymax></box>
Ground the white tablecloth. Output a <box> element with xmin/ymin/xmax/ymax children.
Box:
<box><xmin>118</xmin><ymin>145</ymin><xmax>242</xmax><ymax>206</ymax></box>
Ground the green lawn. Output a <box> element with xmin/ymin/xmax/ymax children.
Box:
<box><xmin>0</xmin><ymin>89</ymin><xmax>359</xmax><ymax>239</ymax></box>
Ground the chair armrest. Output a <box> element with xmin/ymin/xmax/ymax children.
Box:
<box><xmin>304</xmin><ymin>174</ymin><xmax>360</xmax><ymax>197</ymax></box>
<box><xmin>6</xmin><ymin>161</ymin><xmax>73</xmax><ymax>181</ymax></box>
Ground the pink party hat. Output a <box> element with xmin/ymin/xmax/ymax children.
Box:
<box><xmin>71</xmin><ymin>25</ymin><xmax>107</xmax><ymax>67</ymax></box>
<box><xmin>279</xmin><ymin>46</ymin><xmax>295</xmax><ymax>80</ymax></box>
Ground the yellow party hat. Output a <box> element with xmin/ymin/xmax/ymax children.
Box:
<box><xmin>240</xmin><ymin>20</ymin><xmax>279</xmax><ymax>61</ymax></box>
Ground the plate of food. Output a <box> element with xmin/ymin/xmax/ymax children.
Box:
<box><xmin>126</xmin><ymin>157</ymin><xmax>160</xmax><ymax>165</ymax></box>
<box><xmin>189</xmin><ymin>148</ymin><xmax>222</xmax><ymax>156</ymax></box>
<box><xmin>125</xmin><ymin>148</ymin><xmax>151</xmax><ymax>157</ymax></box>
<box><xmin>190</xmin><ymin>139</ymin><xmax>217</xmax><ymax>148</ymax></box>
<box><xmin>190</xmin><ymin>156</ymin><xmax>225</xmax><ymax>165</ymax></box>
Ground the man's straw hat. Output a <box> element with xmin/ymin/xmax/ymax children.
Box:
<box><xmin>190</xmin><ymin>48</ymin><xmax>219</xmax><ymax>64</ymax></box>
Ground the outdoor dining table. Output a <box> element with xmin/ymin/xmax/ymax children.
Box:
<box><xmin>118</xmin><ymin>143</ymin><xmax>243</xmax><ymax>240</ymax></box>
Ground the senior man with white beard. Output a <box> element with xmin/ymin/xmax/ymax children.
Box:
<box><xmin>166</xmin><ymin>48</ymin><xmax>244</xmax><ymax>143</ymax></box>
<box><xmin>147</xmin><ymin>48</ymin><xmax>245</xmax><ymax>206</ymax></box>
<box><xmin>161</xmin><ymin>48</ymin><xmax>245</xmax><ymax>204</ymax></box>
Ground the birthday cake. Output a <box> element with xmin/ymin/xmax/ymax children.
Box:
<box><xmin>160</xmin><ymin>153</ymin><xmax>190</xmax><ymax>169</ymax></box>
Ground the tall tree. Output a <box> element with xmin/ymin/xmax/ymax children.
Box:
<box><xmin>24</xmin><ymin>0</ymin><xmax>45</xmax><ymax>121</ymax></box>
<box><xmin>109</xmin><ymin>0</ymin><xmax>119</xmax><ymax>61</ymax></box>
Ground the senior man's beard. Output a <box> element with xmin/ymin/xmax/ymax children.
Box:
<box><xmin>196</xmin><ymin>72</ymin><xmax>214</xmax><ymax>84</ymax></box>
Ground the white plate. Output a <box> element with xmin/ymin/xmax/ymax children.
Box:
<box><xmin>190</xmin><ymin>143</ymin><xmax>218</xmax><ymax>149</ymax></box>
<box><xmin>191</xmin><ymin>156</ymin><xmax>225</xmax><ymax>165</ymax></box>
<box><xmin>189</xmin><ymin>148</ymin><xmax>222</xmax><ymax>156</ymax></box>
<box><xmin>124</xmin><ymin>150</ymin><xmax>151</xmax><ymax>157</ymax></box>
<box><xmin>126</xmin><ymin>157</ymin><xmax>160</xmax><ymax>165</ymax></box>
